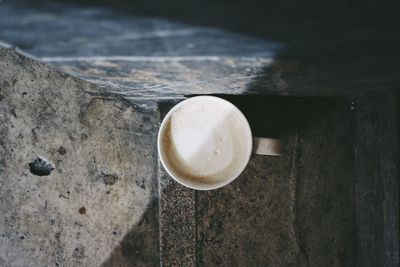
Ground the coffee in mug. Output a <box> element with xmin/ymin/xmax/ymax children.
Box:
<box><xmin>158</xmin><ymin>96</ymin><xmax>283</xmax><ymax>190</ymax></box>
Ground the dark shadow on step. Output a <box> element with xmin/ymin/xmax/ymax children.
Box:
<box><xmin>242</xmin><ymin>51</ymin><xmax>400</xmax><ymax>97</ymax></box>
<box><xmin>100</xmin><ymin>197</ymin><xmax>160</xmax><ymax>267</ymax></box>
<box><xmin>57</xmin><ymin>0</ymin><xmax>400</xmax><ymax>42</ymax></box>
<box><xmin>185</xmin><ymin>94</ymin><xmax>352</xmax><ymax>138</ymax></box>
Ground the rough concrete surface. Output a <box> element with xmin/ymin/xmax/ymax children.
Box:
<box><xmin>194</xmin><ymin>99</ymin><xmax>356</xmax><ymax>267</ymax></box>
<box><xmin>158</xmin><ymin>101</ymin><xmax>196</xmax><ymax>267</ymax></box>
<box><xmin>355</xmin><ymin>91</ymin><xmax>400</xmax><ymax>267</ymax></box>
<box><xmin>196</xmin><ymin>144</ymin><xmax>305</xmax><ymax>267</ymax></box>
<box><xmin>0</xmin><ymin>48</ymin><xmax>159</xmax><ymax>266</ymax></box>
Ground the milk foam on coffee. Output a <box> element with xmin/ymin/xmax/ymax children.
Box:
<box><xmin>160</xmin><ymin>97</ymin><xmax>252</xmax><ymax>186</ymax></box>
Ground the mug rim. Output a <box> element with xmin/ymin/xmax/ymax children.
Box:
<box><xmin>157</xmin><ymin>95</ymin><xmax>253</xmax><ymax>190</ymax></box>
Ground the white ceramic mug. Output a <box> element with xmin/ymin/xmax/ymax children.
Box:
<box><xmin>158</xmin><ymin>96</ymin><xmax>283</xmax><ymax>190</ymax></box>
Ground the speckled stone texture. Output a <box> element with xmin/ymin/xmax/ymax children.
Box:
<box><xmin>0</xmin><ymin>48</ymin><xmax>160</xmax><ymax>266</ymax></box>
<box><xmin>159</xmin><ymin>167</ymin><xmax>196</xmax><ymax>267</ymax></box>
<box><xmin>194</xmin><ymin>99</ymin><xmax>356</xmax><ymax>266</ymax></box>
<box><xmin>196</xmin><ymin>143</ymin><xmax>304</xmax><ymax>266</ymax></box>
<box><xmin>355</xmin><ymin>91</ymin><xmax>400</xmax><ymax>267</ymax></box>
<box><xmin>157</xmin><ymin>100</ymin><xmax>196</xmax><ymax>267</ymax></box>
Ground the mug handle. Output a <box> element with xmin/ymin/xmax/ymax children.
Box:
<box><xmin>252</xmin><ymin>137</ymin><xmax>284</xmax><ymax>156</ymax></box>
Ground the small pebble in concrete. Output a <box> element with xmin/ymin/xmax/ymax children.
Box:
<box><xmin>78</xmin><ymin>207</ymin><xmax>86</xmax><ymax>215</ymax></box>
<box><xmin>59</xmin><ymin>194</ymin><xmax>69</xmax><ymax>199</ymax></box>
<box><xmin>58</xmin><ymin>146</ymin><xmax>66</xmax><ymax>155</ymax></box>
<box><xmin>28</xmin><ymin>157</ymin><xmax>54</xmax><ymax>176</ymax></box>
<box><xmin>72</xmin><ymin>246</ymin><xmax>85</xmax><ymax>259</ymax></box>
<box><xmin>98</xmin><ymin>171</ymin><xmax>118</xmax><ymax>186</ymax></box>
<box><xmin>135</xmin><ymin>180</ymin><xmax>146</xmax><ymax>189</ymax></box>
